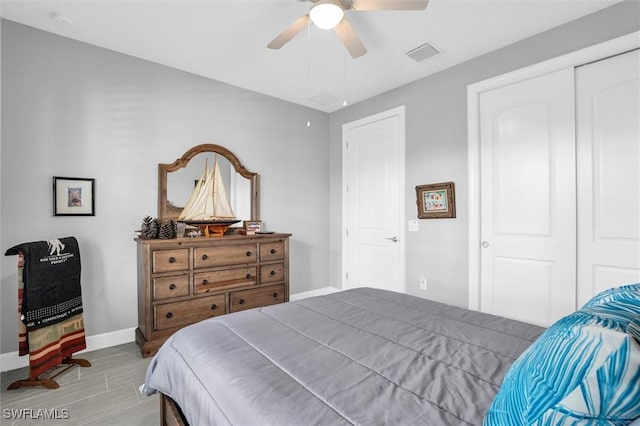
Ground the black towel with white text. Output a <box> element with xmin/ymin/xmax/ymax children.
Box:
<box><xmin>5</xmin><ymin>237</ymin><xmax>83</xmax><ymax>331</ymax></box>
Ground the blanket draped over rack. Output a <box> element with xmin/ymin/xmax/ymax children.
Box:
<box><xmin>5</xmin><ymin>237</ymin><xmax>87</xmax><ymax>379</ymax></box>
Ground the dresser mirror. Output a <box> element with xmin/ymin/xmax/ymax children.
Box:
<box><xmin>158</xmin><ymin>144</ymin><xmax>259</xmax><ymax>222</ymax></box>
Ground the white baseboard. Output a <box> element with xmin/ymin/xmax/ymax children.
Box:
<box><xmin>290</xmin><ymin>286</ymin><xmax>341</xmax><ymax>301</ymax></box>
<box><xmin>0</xmin><ymin>327</ymin><xmax>136</xmax><ymax>373</ymax></box>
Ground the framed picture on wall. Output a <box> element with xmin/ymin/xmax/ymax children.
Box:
<box><xmin>53</xmin><ymin>176</ymin><xmax>95</xmax><ymax>216</ymax></box>
<box><xmin>416</xmin><ymin>181</ymin><xmax>456</xmax><ymax>219</ymax></box>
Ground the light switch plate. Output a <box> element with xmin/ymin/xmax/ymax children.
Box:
<box><xmin>408</xmin><ymin>220</ymin><xmax>419</xmax><ymax>232</ymax></box>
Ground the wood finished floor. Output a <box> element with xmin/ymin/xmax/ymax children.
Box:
<box><xmin>0</xmin><ymin>343</ymin><xmax>158</xmax><ymax>426</ymax></box>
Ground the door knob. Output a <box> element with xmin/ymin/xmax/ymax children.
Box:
<box><xmin>385</xmin><ymin>237</ymin><xmax>399</xmax><ymax>243</ymax></box>
<box><xmin>481</xmin><ymin>241</ymin><xmax>490</xmax><ymax>248</ymax></box>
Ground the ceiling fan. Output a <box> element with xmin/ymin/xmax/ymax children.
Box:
<box><xmin>267</xmin><ymin>0</ymin><xmax>429</xmax><ymax>58</ymax></box>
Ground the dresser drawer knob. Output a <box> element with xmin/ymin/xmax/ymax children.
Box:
<box><xmin>270</xmin><ymin>248</ymin><xmax>276</xmax><ymax>254</ymax></box>
<box><xmin>246</xmin><ymin>251</ymin><xmax>252</xmax><ymax>257</ymax></box>
<box><xmin>211</xmin><ymin>304</ymin><xmax>217</xmax><ymax>310</ymax></box>
<box><xmin>273</xmin><ymin>292</ymin><xmax>278</xmax><ymax>298</ymax></box>
<box><xmin>270</xmin><ymin>270</ymin><xmax>276</xmax><ymax>276</ymax></box>
<box><xmin>246</xmin><ymin>273</ymin><xmax>251</xmax><ymax>279</ymax></box>
<box><xmin>239</xmin><ymin>299</ymin><xmax>245</xmax><ymax>305</ymax></box>
<box><xmin>168</xmin><ymin>257</ymin><xmax>176</xmax><ymax>263</ymax></box>
<box><xmin>202</xmin><ymin>254</ymin><xmax>208</xmax><ymax>260</ymax></box>
<box><xmin>169</xmin><ymin>283</ymin><xmax>176</xmax><ymax>290</ymax></box>
<box><xmin>202</xmin><ymin>279</ymin><xmax>209</xmax><ymax>285</ymax></box>
<box><xmin>166</xmin><ymin>312</ymin><xmax>173</xmax><ymax>319</ymax></box>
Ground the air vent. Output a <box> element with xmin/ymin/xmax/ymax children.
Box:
<box><xmin>406</xmin><ymin>43</ymin><xmax>440</xmax><ymax>62</ymax></box>
<box><xmin>309</xmin><ymin>92</ymin><xmax>339</xmax><ymax>106</ymax></box>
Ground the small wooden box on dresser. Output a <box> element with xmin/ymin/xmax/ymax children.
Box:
<box><xmin>135</xmin><ymin>233</ymin><xmax>291</xmax><ymax>357</ymax></box>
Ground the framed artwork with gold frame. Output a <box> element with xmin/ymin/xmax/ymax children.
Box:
<box><xmin>415</xmin><ymin>181</ymin><xmax>455</xmax><ymax>219</ymax></box>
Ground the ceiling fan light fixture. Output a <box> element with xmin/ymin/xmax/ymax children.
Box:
<box><xmin>309</xmin><ymin>1</ymin><xmax>344</xmax><ymax>30</ymax></box>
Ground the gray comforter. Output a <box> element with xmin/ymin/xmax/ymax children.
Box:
<box><xmin>142</xmin><ymin>287</ymin><xmax>544</xmax><ymax>425</ymax></box>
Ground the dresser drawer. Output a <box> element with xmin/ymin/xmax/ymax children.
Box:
<box><xmin>153</xmin><ymin>249</ymin><xmax>189</xmax><ymax>273</ymax></box>
<box><xmin>229</xmin><ymin>284</ymin><xmax>285</xmax><ymax>313</ymax></box>
<box><xmin>155</xmin><ymin>294</ymin><xmax>226</xmax><ymax>331</ymax></box>
<box><xmin>259</xmin><ymin>263</ymin><xmax>285</xmax><ymax>284</ymax></box>
<box><xmin>194</xmin><ymin>244</ymin><xmax>257</xmax><ymax>268</ymax></box>
<box><xmin>194</xmin><ymin>267</ymin><xmax>257</xmax><ymax>294</ymax></box>
<box><xmin>153</xmin><ymin>275</ymin><xmax>189</xmax><ymax>301</ymax></box>
<box><xmin>260</xmin><ymin>242</ymin><xmax>285</xmax><ymax>262</ymax></box>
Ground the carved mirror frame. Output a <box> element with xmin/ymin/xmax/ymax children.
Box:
<box><xmin>158</xmin><ymin>144</ymin><xmax>259</xmax><ymax>221</ymax></box>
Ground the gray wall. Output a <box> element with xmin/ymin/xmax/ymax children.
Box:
<box><xmin>328</xmin><ymin>0</ymin><xmax>640</xmax><ymax>308</ymax></box>
<box><xmin>0</xmin><ymin>20</ymin><xmax>330</xmax><ymax>353</ymax></box>
<box><xmin>2</xmin><ymin>1</ymin><xmax>638</xmax><ymax>355</ymax></box>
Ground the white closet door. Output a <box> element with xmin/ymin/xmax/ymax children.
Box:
<box><xmin>576</xmin><ymin>49</ymin><xmax>640</xmax><ymax>306</ymax></box>
<box><xmin>479</xmin><ymin>68</ymin><xmax>577</xmax><ymax>327</ymax></box>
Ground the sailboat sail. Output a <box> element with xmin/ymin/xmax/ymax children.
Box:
<box><xmin>178</xmin><ymin>156</ymin><xmax>236</xmax><ymax>221</ymax></box>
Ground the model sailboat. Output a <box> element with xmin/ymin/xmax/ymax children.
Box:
<box><xmin>178</xmin><ymin>156</ymin><xmax>240</xmax><ymax>236</ymax></box>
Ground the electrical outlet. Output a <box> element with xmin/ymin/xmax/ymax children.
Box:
<box><xmin>419</xmin><ymin>277</ymin><xmax>427</xmax><ymax>290</ymax></box>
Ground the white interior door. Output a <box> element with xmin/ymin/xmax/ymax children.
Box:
<box><xmin>576</xmin><ymin>49</ymin><xmax>640</xmax><ymax>305</ymax></box>
<box><xmin>343</xmin><ymin>107</ymin><xmax>405</xmax><ymax>293</ymax></box>
<box><xmin>479</xmin><ymin>68</ymin><xmax>577</xmax><ymax>327</ymax></box>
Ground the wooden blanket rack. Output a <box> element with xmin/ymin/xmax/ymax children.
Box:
<box><xmin>7</xmin><ymin>355</ymin><xmax>91</xmax><ymax>390</ymax></box>
<box><xmin>5</xmin><ymin>238</ymin><xmax>90</xmax><ymax>391</ymax></box>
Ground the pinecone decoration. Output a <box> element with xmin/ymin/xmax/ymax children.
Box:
<box><xmin>159</xmin><ymin>219</ymin><xmax>177</xmax><ymax>239</ymax></box>
<box><xmin>149</xmin><ymin>218</ymin><xmax>160</xmax><ymax>239</ymax></box>
<box><xmin>139</xmin><ymin>216</ymin><xmax>160</xmax><ymax>239</ymax></box>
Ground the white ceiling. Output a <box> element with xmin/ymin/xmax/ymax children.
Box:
<box><xmin>1</xmin><ymin>0</ymin><xmax>622</xmax><ymax>112</ymax></box>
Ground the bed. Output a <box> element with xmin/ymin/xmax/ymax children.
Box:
<box><xmin>142</xmin><ymin>287</ymin><xmax>545</xmax><ymax>425</ymax></box>
<box><xmin>142</xmin><ymin>285</ymin><xmax>640</xmax><ymax>425</ymax></box>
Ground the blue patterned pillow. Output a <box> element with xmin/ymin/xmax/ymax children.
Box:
<box><xmin>580</xmin><ymin>302</ymin><xmax>640</xmax><ymax>333</ymax></box>
<box><xmin>484</xmin><ymin>312</ymin><xmax>640</xmax><ymax>425</ymax></box>
<box><xmin>580</xmin><ymin>283</ymin><xmax>640</xmax><ymax>334</ymax></box>
<box><xmin>582</xmin><ymin>283</ymin><xmax>640</xmax><ymax>309</ymax></box>
<box><xmin>629</xmin><ymin>318</ymin><xmax>640</xmax><ymax>343</ymax></box>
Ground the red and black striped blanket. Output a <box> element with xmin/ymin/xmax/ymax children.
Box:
<box><xmin>5</xmin><ymin>238</ymin><xmax>86</xmax><ymax>379</ymax></box>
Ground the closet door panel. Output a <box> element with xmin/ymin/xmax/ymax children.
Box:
<box><xmin>576</xmin><ymin>49</ymin><xmax>640</xmax><ymax>305</ymax></box>
<box><xmin>479</xmin><ymin>68</ymin><xmax>576</xmax><ymax>327</ymax></box>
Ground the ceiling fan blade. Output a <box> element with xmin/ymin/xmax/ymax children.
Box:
<box><xmin>267</xmin><ymin>14</ymin><xmax>310</xmax><ymax>49</ymax></box>
<box><xmin>351</xmin><ymin>0</ymin><xmax>428</xmax><ymax>10</ymax></box>
<box><xmin>334</xmin><ymin>18</ymin><xmax>367</xmax><ymax>58</ymax></box>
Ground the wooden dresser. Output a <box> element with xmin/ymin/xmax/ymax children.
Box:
<box><xmin>135</xmin><ymin>233</ymin><xmax>291</xmax><ymax>357</ymax></box>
